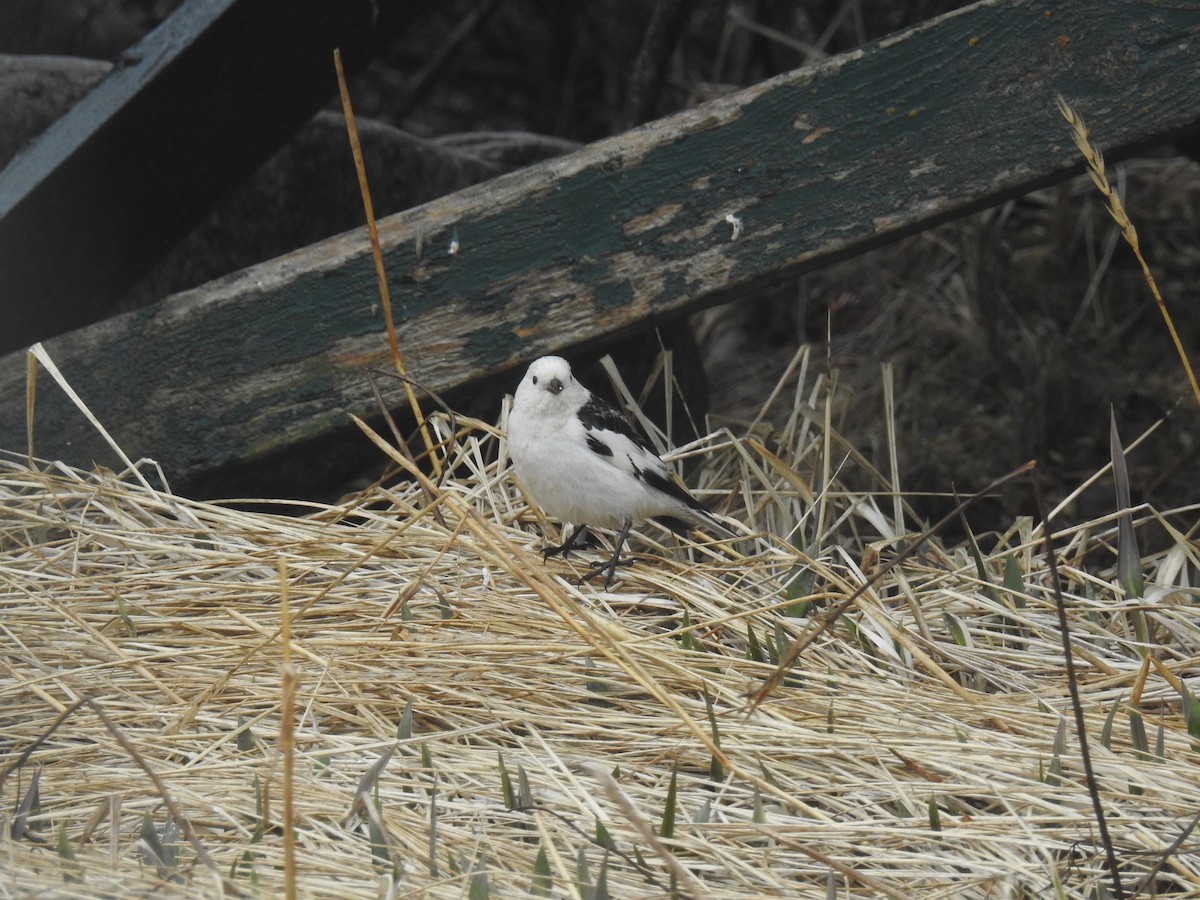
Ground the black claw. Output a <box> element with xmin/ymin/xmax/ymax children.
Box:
<box><xmin>543</xmin><ymin>524</ymin><xmax>591</xmax><ymax>559</ymax></box>
<box><xmin>542</xmin><ymin>518</ymin><xmax>639</xmax><ymax>589</ymax></box>
<box><xmin>573</xmin><ymin>517</ymin><xmax>635</xmax><ymax>590</ymax></box>
<box><xmin>577</xmin><ymin>555</ymin><xmax>639</xmax><ymax>589</ymax></box>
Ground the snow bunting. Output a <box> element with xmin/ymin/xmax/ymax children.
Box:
<box><xmin>506</xmin><ymin>355</ymin><xmax>735</xmax><ymax>588</ymax></box>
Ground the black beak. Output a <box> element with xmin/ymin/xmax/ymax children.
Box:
<box><xmin>547</xmin><ymin>377</ymin><xmax>564</xmax><ymax>395</ymax></box>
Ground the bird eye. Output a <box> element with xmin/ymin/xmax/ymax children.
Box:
<box><xmin>531</xmin><ymin>376</ymin><xmax>538</xmax><ymax>385</ymax></box>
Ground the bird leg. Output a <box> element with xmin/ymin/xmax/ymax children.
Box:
<box><xmin>578</xmin><ymin>517</ymin><xmax>636</xmax><ymax>590</ymax></box>
<box><xmin>543</xmin><ymin>524</ymin><xmax>592</xmax><ymax>560</ymax></box>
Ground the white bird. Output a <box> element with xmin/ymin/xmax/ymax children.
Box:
<box><xmin>506</xmin><ymin>355</ymin><xmax>735</xmax><ymax>588</ymax></box>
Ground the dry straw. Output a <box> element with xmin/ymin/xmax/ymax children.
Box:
<box><xmin>3</xmin><ymin>344</ymin><xmax>1200</xmax><ymax>897</ymax></box>
<box><xmin>1056</xmin><ymin>94</ymin><xmax>1200</xmax><ymax>409</ymax></box>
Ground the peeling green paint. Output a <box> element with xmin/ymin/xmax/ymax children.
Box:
<box><xmin>4</xmin><ymin>0</ymin><xmax>1198</xmax><ymax>481</ymax></box>
<box><xmin>464</xmin><ymin>323</ymin><xmax>526</xmax><ymax>370</ymax></box>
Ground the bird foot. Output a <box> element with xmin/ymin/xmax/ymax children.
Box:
<box><xmin>577</xmin><ymin>555</ymin><xmax>640</xmax><ymax>590</ymax></box>
<box><xmin>543</xmin><ymin>525</ymin><xmax>593</xmax><ymax>560</ymax></box>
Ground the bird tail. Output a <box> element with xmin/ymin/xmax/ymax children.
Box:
<box><xmin>654</xmin><ymin>508</ymin><xmax>739</xmax><ymax>541</ymax></box>
<box><xmin>692</xmin><ymin>508</ymin><xmax>740</xmax><ymax>541</ymax></box>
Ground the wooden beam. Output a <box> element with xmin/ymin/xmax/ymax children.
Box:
<box><xmin>3</xmin><ymin>0</ymin><xmax>1199</xmax><ymax>484</ymax></box>
<box><xmin>0</xmin><ymin>0</ymin><xmax>399</xmax><ymax>356</ymax></box>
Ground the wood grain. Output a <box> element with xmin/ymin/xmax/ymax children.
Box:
<box><xmin>3</xmin><ymin>0</ymin><xmax>1199</xmax><ymax>483</ymax></box>
<box><xmin>0</xmin><ymin>0</ymin><xmax>394</xmax><ymax>355</ymax></box>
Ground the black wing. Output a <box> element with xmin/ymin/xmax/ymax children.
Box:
<box><xmin>636</xmin><ymin>465</ymin><xmax>709</xmax><ymax>516</ymax></box>
<box><xmin>579</xmin><ymin>390</ymin><xmax>720</xmax><ymax>528</ymax></box>
<box><xmin>577</xmin><ymin>393</ymin><xmax>656</xmax><ymax>456</ymax></box>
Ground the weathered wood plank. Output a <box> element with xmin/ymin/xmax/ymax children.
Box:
<box><xmin>0</xmin><ymin>0</ymin><xmax>398</xmax><ymax>356</ymax></box>
<box><xmin>2</xmin><ymin>0</ymin><xmax>1199</xmax><ymax>483</ymax></box>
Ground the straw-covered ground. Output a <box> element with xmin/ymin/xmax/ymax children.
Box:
<box><xmin>2</xmin><ymin>361</ymin><xmax>1199</xmax><ymax>899</ymax></box>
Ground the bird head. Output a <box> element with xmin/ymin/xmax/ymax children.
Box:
<box><xmin>514</xmin><ymin>355</ymin><xmax>582</xmax><ymax>414</ymax></box>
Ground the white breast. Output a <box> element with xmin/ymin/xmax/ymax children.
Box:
<box><xmin>509</xmin><ymin>407</ymin><xmax>646</xmax><ymax>529</ymax></box>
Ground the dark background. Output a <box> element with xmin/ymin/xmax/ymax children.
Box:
<box><xmin>3</xmin><ymin>0</ymin><xmax>1197</xmax><ymax>539</ymax></box>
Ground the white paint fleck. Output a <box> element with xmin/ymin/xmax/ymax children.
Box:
<box><xmin>724</xmin><ymin>212</ymin><xmax>744</xmax><ymax>241</ymax></box>
<box><xmin>908</xmin><ymin>159</ymin><xmax>940</xmax><ymax>178</ymax></box>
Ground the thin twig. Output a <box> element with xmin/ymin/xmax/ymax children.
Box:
<box><xmin>389</xmin><ymin>0</ymin><xmax>508</xmax><ymax>121</ymax></box>
<box><xmin>367</xmin><ymin>366</ymin><xmax>462</xmax><ymax>481</ymax></box>
<box><xmin>86</xmin><ymin>699</ymin><xmax>242</xmax><ymax>897</ymax></box>
<box><xmin>1056</xmin><ymin>95</ymin><xmax>1200</xmax><ymax>409</ymax></box>
<box><xmin>1131</xmin><ymin>810</ymin><xmax>1200</xmax><ymax>899</ymax></box>
<box><xmin>1032</xmin><ymin>474</ymin><xmax>1125</xmax><ymax>900</ymax></box>
<box><xmin>624</xmin><ymin>0</ymin><xmax>694</xmax><ymax>128</ymax></box>
<box><xmin>749</xmin><ymin>460</ymin><xmax>1036</xmax><ymax>711</ymax></box>
<box><xmin>0</xmin><ymin>697</ymin><xmax>89</xmax><ymax>793</ymax></box>
<box><xmin>333</xmin><ymin>48</ymin><xmax>440</xmax><ymax>473</ymax></box>
<box><xmin>365</xmin><ymin>368</ymin><xmax>444</xmax><ymax>527</ymax></box>
<box><xmin>279</xmin><ymin>558</ymin><xmax>298</xmax><ymax>900</ymax></box>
